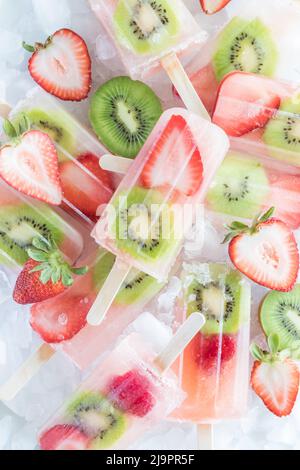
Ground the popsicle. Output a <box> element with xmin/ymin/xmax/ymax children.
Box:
<box><xmin>88</xmin><ymin>107</ymin><xmax>229</xmax><ymax>325</ymax></box>
<box><xmin>0</xmin><ymin>177</ymin><xmax>83</xmax><ymax>269</ymax></box>
<box><xmin>0</xmin><ymin>248</ymin><xmax>167</xmax><ymax>401</ymax></box>
<box><xmin>171</xmin><ymin>263</ymin><xmax>251</xmax><ymax>448</ymax></box>
<box><xmin>88</xmin><ymin>0</ymin><xmax>210</xmax><ymax>118</ymax></box>
<box><xmin>0</xmin><ymin>88</ymin><xmax>114</xmax><ymax>225</ymax></box>
<box><xmin>182</xmin><ymin>0</ymin><xmax>300</xmax><ymax>115</ymax></box>
<box><xmin>212</xmin><ymin>72</ymin><xmax>300</xmax><ymax>167</ymax></box>
<box><xmin>38</xmin><ymin>313</ymin><xmax>205</xmax><ymax>451</ymax></box>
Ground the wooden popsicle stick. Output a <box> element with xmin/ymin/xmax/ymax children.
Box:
<box><xmin>197</xmin><ymin>424</ymin><xmax>214</xmax><ymax>450</ymax></box>
<box><xmin>100</xmin><ymin>154</ymin><xmax>132</xmax><ymax>174</ymax></box>
<box><xmin>153</xmin><ymin>312</ymin><xmax>205</xmax><ymax>374</ymax></box>
<box><xmin>0</xmin><ymin>102</ymin><xmax>12</xmax><ymax>119</ymax></box>
<box><xmin>0</xmin><ymin>344</ymin><xmax>55</xmax><ymax>402</ymax></box>
<box><xmin>87</xmin><ymin>259</ymin><xmax>131</xmax><ymax>326</ymax></box>
<box><xmin>161</xmin><ymin>53</ymin><xmax>211</xmax><ymax>121</ymax></box>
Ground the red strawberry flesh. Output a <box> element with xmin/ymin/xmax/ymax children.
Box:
<box><xmin>28</xmin><ymin>29</ymin><xmax>91</xmax><ymax>102</ymax></box>
<box><xmin>40</xmin><ymin>425</ymin><xmax>90</xmax><ymax>450</ymax></box>
<box><xmin>195</xmin><ymin>334</ymin><xmax>236</xmax><ymax>370</ymax></box>
<box><xmin>108</xmin><ymin>370</ymin><xmax>155</xmax><ymax>417</ymax></box>
<box><xmin>141</xmin><ymin>115</ymin><xmax>203</xmax><ymax>197</ymax></box>
<box><xmin>200</xmin><ymin>0</ymin><xmax>231</xmax><ymax>15</ymax></box>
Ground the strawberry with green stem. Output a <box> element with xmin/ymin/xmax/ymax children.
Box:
<box><xmin>13</xmin><ymin>237</ymin><xmax>88</xmax><ymax>305</ymax></box>
<box><xmin>223</xmin><ymin>207</ymin><xmax>299</xmax><ymax>292</ymax></box>
<box><xmin>250</xmin><ymin>334</ymin><xmax>300</xmax><ymax>417</ymax></box>
<box><xmin>0</xmin><ymin>115</ymin><xmax>62</xmax><ymax>205</ymax></box>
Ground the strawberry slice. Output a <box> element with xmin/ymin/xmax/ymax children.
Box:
<box><xmin>30</xmin><ymin>292</ymin><xmax>93</xmax><ymax>343</ymax></box>
<box><xmin>24</xmin><ymin>29</ymin><xmax>91</xmax><ymax>101</ymax></box>
<box><xmin>200</xmin><ymin>0</ymin><xmax>231</xmax><ymax>15</ymax></box>
<box><xmin>213</xmin><ymin>72</ymin><xmax>283</xmax><ymax>137</ymax></box>
<box><xmin>250</xmin><ymin>335</ymin><xmax>300</xmax><ymax>417</ymax></box>
<box><xmin>40</xmin><ymin>425</ymin><xmax>90</xmax><ymax>451</ymax></box>
<box><xmin>268</xmin><ymin>173</ymin><xmax>300</xmax><ymax>230</ymax></box>
<box><xmin>141</xmin><ymin>115</ymin><xmax>203</xmax><ymax>197</ymax></box>
<box><xmin>60</xmin><ymin>153</ymin><xmax>113</xmax><ymax>221</ymax></box>
<box><xmin>0</xmin><ymin>128</ymin><xmax>62</xmax><ymax>205</ymax></box>
<box><xmin>224</xmin><ymin>208</ymin><xmax>299</xmax><ymax>292</ymax></box>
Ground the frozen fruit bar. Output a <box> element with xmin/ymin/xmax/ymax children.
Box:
<box><xmin>171</xmin><ymin>263</ymin><xmax>251</xmax><ymax>422</ymax></box>
<box><xmin>31</xmin><ymin>248</ymin><xmax>166</xmax><ymax>370</ymax></box>
<box><xmin>182</xmin><ymin>0</ymin><xmax>300</xmax><ymax>115</ymax></box>
<box><xmin>0</xmin><ymin>177</ymin><xmax>83</xmax><ymax>268</ymax></box>
<box><xmin>92</xmin><ymin>108</ymin><xmax>229</xmax><ymax>281</ymax></box>
<box><xmin>4</xmin><ymin>88</ymin><xmax>114</xmax><ymax>224</ymax></box>
<box><xmin>38</xmin><ymin>333</ymin><xmax>185</xmax><ymax>450</ymax></box>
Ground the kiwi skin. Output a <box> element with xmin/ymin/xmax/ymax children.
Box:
<box><xmin>89</xmin><ymin>76</ymin><xmax>162</xmax><ymax>159</ymax></box>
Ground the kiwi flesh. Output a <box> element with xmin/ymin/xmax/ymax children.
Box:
<box><xmin>67</xmin><ymin>392</ymin><xmax>126</xmax><ymax>450</ymax></box>
<box><xmin>114</xmin><ymin>0</ymin><xmax>180</xmax><ymax>55</ymax></box>
<box><xmin>213</xmin><ymin>17</ymin><xmax>278</xmax><ymax>83</ymax></box>
<box><xmin>206</xmin><ymin>153</ymin><xmax>269</xmax><ymax>219</ymax></box>
<box><xmin>89</xmin><ymin>76</ymin><xmax>162</xmax><ymax>159</ymax></box>
<box><xmin>113</xmin><ymin>186</ymin><xmax>176</xmax><ymax>264</ymax></box>
<box><xmin>13</xmin><ymin>108</ymin><xmax>75</xmax><ymax>162</ymax></box>
<box><xmin>185</xmin><ymin>264</ymin><xmax>250</xmax><ymax>335</ymax></box>
<box><xmin>0</xmin><ymin>205</ymin><xmax>63</xmax><ymax>266</ymax></box>
<box><xmin>263</xmin><ymin>98</ymin><xmax>300</xmax><ymax>164</ymax></box>
<box><xmin>260</xmin><ymin>286</ymin><xmax>300</xmax><ymax>350</ymax></box>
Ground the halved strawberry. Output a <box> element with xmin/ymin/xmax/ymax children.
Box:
<box><xmin>173</xmin><ymin>64</ymin><xmax>219</xmax><ymax>116</ymax></box>
<box><xmin>30</xmin><ymin>292</ymin><xmax>93</xmax><ymax>343</ymax></box>
<box><xmin>250</xmin><ymin>335</ymin><xmax>300</xmax><ymax>417</ymax></box>
<box><xmin>23</xmin><ymin>29</ymin><xmax>91</xmax><ymax>101</ymax></box>
<box><xmin>140</xmin><ymin>115</ymin><xmax>203</xmax><ymax>197</ymax></box>
<box><xmin>0</xmin><ymin>129</ymin><xmax>62</xmax><ymax>205</ymax></box>
<box><xmin>268</xmin><ymin>172</ymin><xmax>300</xmax><ymax>230</ymax></box>
<box><xmin>60</xmin><ymin>153</ymin><xmax>113</xmax><ymax>220</ymax></box>
<box><xmin>39</xmin><ymin>425</ymin><xmax>90</xmax><ymax>451</ymax></box>
<box><xmin>200</xmin><ymin>0</ymin><xmax>231</xmax><ymax>15</ymax></box>
<box><xmin>212</xmin><ymin>72</ymin><xmax>283</xmax><ymax>137</ymax></box>
<box><xmin>224</xmin><ymin>208</ymin><xmax>299</xmax><ymax>292</ymax></box>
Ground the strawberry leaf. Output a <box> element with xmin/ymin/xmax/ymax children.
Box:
<box><xmin>259</xmin><ymin>207</ymin><xmax>275</xmax><ymax>223</ymax></box>
<box><xmin>3</xmin><ymin>119</ymin><xmax>17</xmax><ymax>139</ymax></box>
<box><xmin>22</xmin><ymin>41</ymin><xmax>35</xmax><ymax>53</ymax></box>
<box><xmin>268</xmin><ymin>333</ymin><xmax>280</xmax><ymax>355</ymax></box>
<box><xmin>250</xmin><ymin>343</ymin><xmax>265</xmax><ymax>361</ymax></box>
<box><xmin>40</xmin><ymin>268</ymin><xmax>52</xmax><ymax>284</ymax></box>
<box><xmin>71</xmin><ymin>266</ymin><xmax>88</xmax><ymax>276</ymax></box>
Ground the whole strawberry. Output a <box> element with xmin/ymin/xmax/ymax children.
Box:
<box><xmin>13</xmin><ymin>237</ymin><xmax>87</xmax><ymax>305</ymax></box>
<box><xmin>23</xmin><ymin>29</ymin><xmax>91</xmax><ymax>101</ymax></box>
<box><xmin>250</xmin><ymin>334</ymin><xmax>300</xmax><ymax>417</ymax></box>
<box><xmin>223</xmin><ymin>207</ymin><xmax>299</xmax><ymax>292</ymax></box>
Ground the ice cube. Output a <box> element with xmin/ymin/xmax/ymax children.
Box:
<box><xmin>32</xmin><ymin>0</ymin><xmax>71</xmax><ymax>34</ymax></box>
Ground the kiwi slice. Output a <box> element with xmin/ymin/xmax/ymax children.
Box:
<box><xmin>112</xmin><ymin>186</ymin><xmax>176</xmax><ymax>264</ymax></box>
<box><xmin>206</xmin><ymin>153</ymin><xmax>269</xmax><ymax>219</ymax></box>
<box><xmin>13</xmin><ymin>108</ymin><xmax>75</xmax><ymax>162</ymax></box>
<box><xmin>263</xmin><ymin>99</ymin><xmax>300</xmax><ymax>163</ymax></box>
<box><xmin>67</xmin><ymin>392</ymin><xmax>126</xmax><ymax>450</ymax></box>
<box><xmin>114</xmin><ymin>0</ymin><xmax>180</xmax><ymax>55</ymax></box>
<box><xmin>89</xmin><ymin>76</ymin><xmax>162</xmax><ymax>159</ymax></box>
<box><xmin>212</xmin><ymin>17</ymin><xmax>278</xmax><ymax>82</ymax></box>
<box><xmin>0</xmin><ymin>205</ymin><xmax>63</xmax><ymax>266</ymax></box>
<box><xmin>260</xmin><ymin>286</ymin><xmax>300</xmax><ymax>350</ymax></box>
<box><xmin>92</xmin><ymin>250</ymin><xmax>116</xmax><ymax>291</ymax></box>
<box><xmin>185</xmin><ymin>264</ymin><xmax>250</xmax><ymax>335</ymax></box>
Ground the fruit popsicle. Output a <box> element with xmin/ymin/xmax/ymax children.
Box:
<box><xmin>89</xmin><ymin>107</ymin><xmax>229</xmax><ymax>325</ymax></box>
<box><xmin>171</xmin><ymin>263</ymin><xmax>251</xmax><ymax>424</ymax></box>
<box><xmin>212</xmin><ymin>72</ymin><xmax>300</xmax><ymax>168</ymax></box>
<box><xmin>1</xmin><ymin>88</ymin><xmax>114</xmax><ymax>225</ymax></box>
<box><xmin>0</xmin><ymin>248</ymin><xmax>166</xmax><ymax>401</ymax></box>
<box><xmin>206</xmin><ymin>149</ymin><xmax>300</xmax><ymax>230</ymax></box>
<box><xmin>38</xmin><ymin>313</ymin><xmax>205</xmax><ymax>451</ymax></box>
<box><xmin>88</xmin><ymin>0</ymin><xmax>210</xmax><ymax>118</ymax></box>
<box><xmin>0</xmin><ymin>177</ymin><xmax>83</xmax><ymax>268</ymax></box>
<box><xmin>183</xmin><ymin>0</ymin><xmax>300</xmax><ymax>115</ymax></box>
